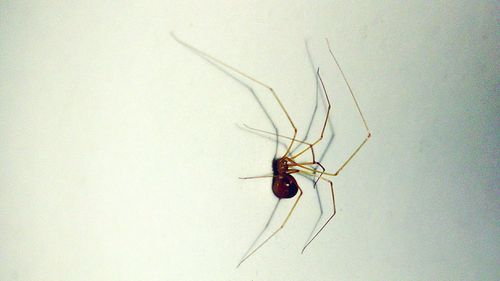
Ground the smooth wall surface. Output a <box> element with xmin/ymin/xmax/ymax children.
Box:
<box><xmin>0</xmin><ymin>1</ymin><xmax>498</xmax><ymax>280</ymax></box>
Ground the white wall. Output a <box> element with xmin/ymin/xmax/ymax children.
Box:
<box><xmin>0</xmin><ymin>1</ymin><xmax>497</xmax><ymax>280</ymax></box>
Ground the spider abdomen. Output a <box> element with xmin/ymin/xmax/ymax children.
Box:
<box><xmin>272</xmin><ymin>175</ymin><xmax>299</xmax><ymax>199</ymax></box>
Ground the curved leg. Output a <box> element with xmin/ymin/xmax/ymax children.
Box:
<box><xmin>290</xmin><ymin>68</ymin><xmax>331</xmax><ymax>160</ymax></box>
<box><xmin>280</xmin><ymin>40</ymin><xmax>373</xmax><ymax>177</ymax></box>
<box><xmin>298</xmin><ymin>171</ymin><xmax>336</xmax><ymax>253</ymax></box>
<box><xmin>287</xmin><ymin>159</ymin><xmax>326</xmax><ymax>188</ymax></box>
<box><xmin>289</xmin><ymin>40</ymin><xmax>325</xmax><ymax>156</ymax></box>
<box><xmin>265</xmin><ymin>39</ymin><xmax>373</xmax><ymax>178</ymax></box>
<box><xmin>294</xmin><ymin>172</ymin><xmax>324</xmax><ymax>253</ymax></box>
<box><xmin>326</xmin><ymin>39</ymin><xmax>372</xmax><ymax>176</ymax></box>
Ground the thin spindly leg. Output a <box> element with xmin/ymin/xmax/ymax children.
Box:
<box><xmin>287</xmin><ymin>158</ymin><xmax>326</xmax><ymax>188</ymax></box>
<box><xmin>297</xmin><ymin>171</ymin><xmax>336</xmax><ymax>253</ymax></box>
<box><xmin>290</xmin><ymin>68</ymin><xmax>331</xmax><ymax>160</ymax></box>
<box><xmin>326</xmin><ymin>38</ymin><xmax>372</xmax><ymax>176</ymax></box>
<box><xmin>295</xmin><ymin>171</ymin><xmax>325</xmax><ymax>252</ymax></box>
<box><xmin>237</xmin><ymin>126</ymin><xmax>328</xmax><ymax>185</ymax></box>
<box><xmin>237</xmin><ymin>124</ymin><xmax>288</xmax><ymax>153</ymax></box>
<box><xmin>242</xmin><ymin>124</ymin><xmax>317</xmax><ymax>163</ymax></box>
<box><xmin>237</xmin><ymin>186</ymin><xmax>303</xmax><ymax>267</ymax></box>
<box><xmin>239</xmin><ymin>174</ymin><xmax>274</xmax><ymax>180</ymax></box>
<box><xmin>273</xmin><ymin>40</ymin><xmax>373</xmax><ymax>178</ymax></box>
<box><xmin>289</xmin><ymin>40</ymin><xmax>324</xmax><ymax>155</ymax></box>
<box><xmin>171</xmin><ymin>33</ymin><xmax>297</xmax><ymax>158</ymax></box>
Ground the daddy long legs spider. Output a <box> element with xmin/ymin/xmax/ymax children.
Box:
<box><xmin>171</xmin><ymin>33</ymin><xmax>372</xmax><ymax>267</ymax></box>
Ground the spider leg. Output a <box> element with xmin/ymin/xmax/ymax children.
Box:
<box><xmin>326</xmin><ymin>39</ymin><xmax>372</xmax><ymax>176</ymax></box>
<box><xmin>171</xmin><ymin>33</ymin><xmax>297</xmax><ymax>158</ymax></box>
<box><xmin>296</xmin><ymin>170</ymin><xmax>336</xmax><ymax>253</ymax></box>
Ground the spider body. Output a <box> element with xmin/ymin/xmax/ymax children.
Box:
<box><xmin>271</xmin><ymin>158</ymin><xmax>299</xmax><ymax>199</ymax></box>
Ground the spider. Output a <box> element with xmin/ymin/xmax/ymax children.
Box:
<box><xmin>171</xmin><ymin>33</ymin><xmax>371</xmax><ymax>267</ymax></box>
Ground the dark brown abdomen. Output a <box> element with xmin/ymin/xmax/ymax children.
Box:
<box><xmin>272</xmin><ymin>175</ymin><xmax>299</xmax><ymax>199</ymax></box>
